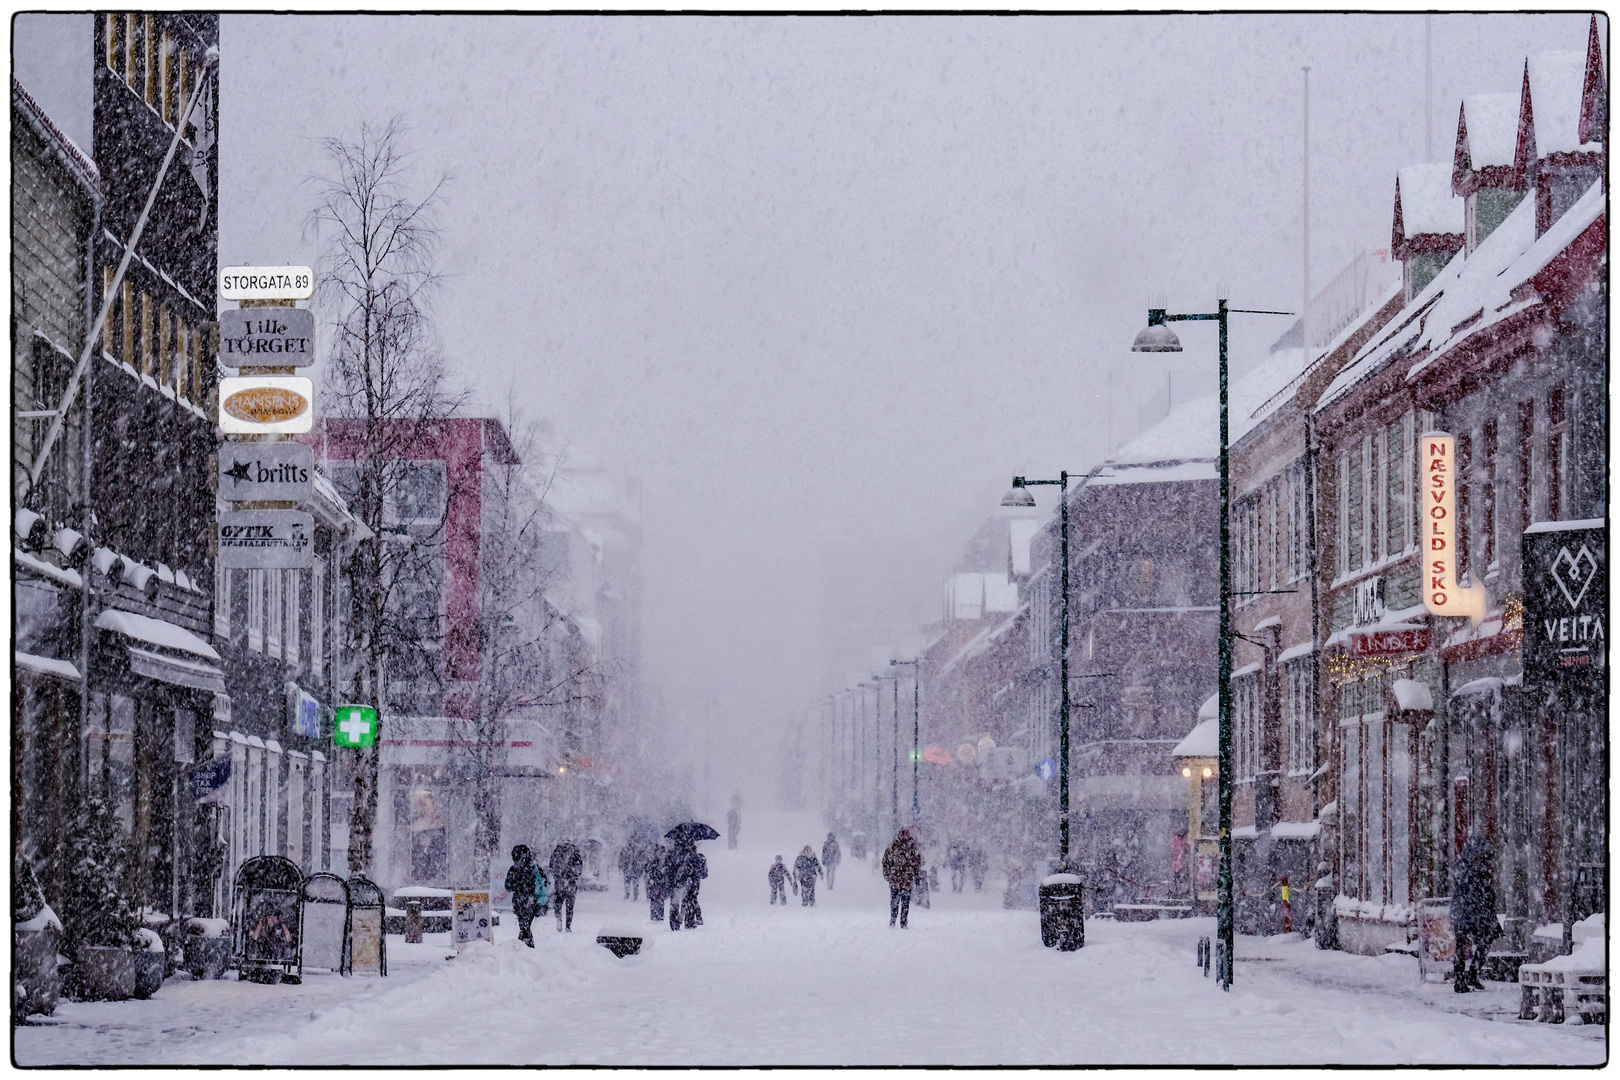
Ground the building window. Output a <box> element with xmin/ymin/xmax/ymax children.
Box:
<box><xmin>215</xmin><ymin>558</ymin><xmax>230</xmax><ymax>638</ymax></box>
<box><xmin>124</xmin><ymin>14</ymin><xmax>140</xmax><ymax>92</ymax></box>
<box><xmin>104</xmin><ymin>13</ymin><xmax>120</xmax><ymax>72</ymax></box>
<box><xmin>1285</xmin><ymin>658</ymin><xmax>1315</xmax><ymax>775</ymax></box>
<box><xmin>1234</xmin><ymin>675</ymin><xmax>1261</xmax><ymax>783</ymax></box>
<box><xmin>1345</xmin><ymin>446</ymin><xmax>1364</xmax><ymax>573</ymax></box>
<box><xmin>1385</xmin><ymin>418</ymin><xmax>1409</xmax><ymax>558</ymax></box>
<box><xmin>1404</xmin><ymin>250</ymin><xmax>1447</xmax><ymax>304</ymax></box>
<box><xmin>1518</xmin><ymin>400</ymin><xmax>1534</xmax><ymax>532</ymax></box>
<box><xmin>1548</xmin><ymin>385</ymin><xmax>1567</xmax><ymax>521</ymax></box>
<box><xmin>1482</xmin><ymin>417</ymin><xmax>1499</xmax><ymax>572</ymax></box>
<box><xmin>267</xmin><ymin>569</ymin><xmax>282</xmax><ymax>658</ymax></box>
<box><xmin>141</xmin><ymin>14</ymin><xmax>156</xmax><ymax>105</ymax></box>
<box><xmin>139</xmin><ymin>291</ymin><xmax>154</xmax><ymax>377</ymax></box>
<box><xmin>390</xmin><ymin>461</ymin><xmax>447</xmax><ymax>524</ymax></box>
<box><xmin>120</xmin><ymin>279</ymin><xmax>136</xmax><ymax>367</ymax></box>
<box><xmin>248</xmin><ymin>569</ymin><xmax>264</xmax><ymax>652</ymax></box>
<box><xmin>285</xmin><ymin>568</ymin><xmax>301</xmax><ymax>667</ymax></box>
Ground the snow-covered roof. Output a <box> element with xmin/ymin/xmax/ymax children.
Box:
<box><xmin>15</xmin><ymin>549</ymin><xmax>82</xmax><ymax>589</ymax></box>
<box><xmin>1457</xmin><ymin>92</ymin><xmax>1521</xmax><ymax>173</ymax></box>
<box><xmin>1524</xmin><ymin>51</ymin><xmax>1601</xmax><ymax>158</ymax></box>
<box><xmin>1396</xmin><ymin>163</ymin><xmax>1464</xmax><ymax>239</ymax></box>
<box><xmin>1451</xmin><ymin>676</ymin><xmax>1504</xmax><ymax>699</ymax></box>
<box><xmin>1173</xmin><ymin>717</ymin><xmax>1217</xmax><ymax>758</ymax></box>
<box><xmin>16</xmin><ymin>650</ymin><xmax>82</xmax><ymax>681</ymax></box>
<box><xmin>1197</xmin><ymin>692</ymin><xmax>1217</xmax><ymax>720</ymax></box>
<box><xmin>1277</xmin><ymin>640</ymin><xmax>1315</xmax><ymax>663</ymax></box>
<box><xmin>1231</xmin><ymin>661</ymin><xmax>1262</xmax><ymax>680</ymax></box>
<box><xmin>94</xmin><ymin>608</ymin><xmax>221</xmax><ymax>661</ymax></box>
<box><xmin>1113</xmin><ymin>395</ymin><xmax>1218</xmax><ymax>463</ymax></box>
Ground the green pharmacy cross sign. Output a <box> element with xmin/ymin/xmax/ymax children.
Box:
<box><xmin>333</xmin><ymin>704</ymin><xmax>378</xmax><ymax>749</ymax></box>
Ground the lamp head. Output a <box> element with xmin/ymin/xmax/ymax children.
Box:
<box><xmin>999</xmin><ymin>476</ymin><xmax>1037</xmax><ymax>508</ymax></box>
<box><xmin>1132</xmin><ymin>309</ymin><xmax>1183</xmax><ymax>352</ymax></box>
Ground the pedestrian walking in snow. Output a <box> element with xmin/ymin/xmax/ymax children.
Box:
<box><xmin>1450</xmin><ymin>835</ymin><xmax>1499</xmax><ymax>992</ymax></box>
<box><xmin>618</xmin><ymin>844</ymin><xmax>636</xmax><ymax>900</ymax></box>
<box><xmin>794</xmin><ymin>846</ymin><xmax>823</xmax><ymax>906</ymax></box>
<box><xmin>768</xmin><ymin>856</ymin><xmax>789</xmax><ymax>904</ymax></box>
<box><xmin>549</xmin><ymin>841</ymin><xmax>584</xmax><ymax>932</ymax></box>
<box><xmin>505</xmin><ymin>845</ymin><xmax>542</xmax><ymax>946</ymax></box>
<box><xmin>822</xmin><ymin>833</ymin><xmax>842</xmax><ymax>890</ymax></box>
<box><xmin>947</xmin><ymin>841</ymin><xmax>968</xmax><ymax>892</ymax></box>
<box><xmin>883</xmin><ymin>828</ymin><xmax>923</xmax><ymax>928</ymax></box>
<box><xmin>727</xmin><ymin>804</ymin><xmax>742</xmax><ymax>850</ymax></box>
<box><xmin>667</xmin><ymin>839</ymin><xmax>708</xmax><ymax>930</ymax></box>
<box><xmin>917</xmin><ymin>860</ymin><xmax>933</xmax><ymax>908</ymax></box>
<box><xmin>646</xmin><ymin>843</ymin><xmax>670</xmax><ymax>923</ymax></box>
<box><xmin>970</xmin><ymin>847</ymin><xmax>987</xmax><ymax>892</ymax></box>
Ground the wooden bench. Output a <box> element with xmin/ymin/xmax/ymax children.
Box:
<box><xmin>1519</xmin><ymin>944</ymin><xmax>1606</xmax><ymax>1024</ymax></box>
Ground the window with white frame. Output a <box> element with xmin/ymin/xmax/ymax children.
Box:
<box><xmin>214</xmin><ymin>557</ymin><xmax>229</xmax><ymax>637</ymax></box>
<box><xmin>248</xmin><ymin>569</ymin><xmax>263</xmax><ymax>652</ymax></box>
<box><xmin>1234</xmin><ymin>674</ymin><xmax>1261</xmax><ymax>782</ymax></box>
<box><xmin>285</xmin><ymin>568</ymin><xmax>300</xmax><ymax>666</ymax></box>
<box><xmin>311</xmin><ymin>557</ymin><xmax>325</xmax><ymax>681</ymax></box>
<box><xmin>266</xmin><ymin>569</ymin><xmax>282</xmax><ymax>657</ymax></box>
<box><xmin>1285</xmin><ymin>657</ymin><xmax>1315</xmax><ymax>775</ymax></box>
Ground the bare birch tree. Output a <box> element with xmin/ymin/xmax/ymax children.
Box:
<box><xmin>308</xmin><ymin>118</ymin><xmax>463</xmax><ymax>875</ymax></box>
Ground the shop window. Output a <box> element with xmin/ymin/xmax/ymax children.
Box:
<box><xmin>1456</xmin><ymin>431</ymin><xmax>1472</xmax><ymax>581</ymax></box>
<box><xmin>267</xmin><ymin>570</ymin><xmax>282</xmax><ymax>657</ymax></box>
<box><xmin>104</xmin><ymin>13</ymin><xmax>121</xmax><ymax>73</ymax></box>
<box><xmin>141</xmin><ymin>15</ymin><xmax>155</xmax><ymax>105</ymax></box>
<box><xmin>409</xmin><ymin>789</ymin><xmax>447</xmax><ymax>881</ymax></box>
<box><xmin>85</xmin><ymin>693</ymin><xmax>136</xmax><ymax>833</ymax></box>
<box><xmin>1548</xmin><ymin>385</ymin><xmax>1567</xmax><ymax>521</ymax></box>
<box><xmin>124</xmin><ymin>14</ymin><xmax>140</xmax><ymax>92</ymax></box>
<box><xmin>285</xmin><ymin>568</ymin><xmax>301</xmax><ymax>667</ymax></box>
<box><xmin>121</xmin><ymin>279</ymin><xmax>136</xmax><ymax>367</ymax></box>
<box><xmin>158</xmin><ymin>306</ymin><xmax>172</xmax><ymax>387</ymax></box>
<box><xmin>1482</xmin><ymin>417</ymin><xmax>1498</xmax><ymax>571</ymax></box>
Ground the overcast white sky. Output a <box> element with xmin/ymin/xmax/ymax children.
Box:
<box><xmin>13</xmin><ymin>12</ymin><xmax>1599</xmax><ymax>808</ymax></box>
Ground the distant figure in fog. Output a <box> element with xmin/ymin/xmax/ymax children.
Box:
<box><xmin>883</xmin><ymin>828</ymin><xmax>923</xmax><ymax>928</ymax></box>
<box><xmin>970</xmin><ymin>847</ymin><xmax>988</xmax><ymax>892</ymax></box>
<box><xmin>768</xmin><ymin>856</ymin><xmax>789</xmax><ymax>905</ymax></box>
<box><xmin>727</xmin><ymin>794</ymin><xmax>742</xmax><ymax>850</ymax></box>
<box><xmin>549</xmin><ymin>841</ymin><xmax>584</xmax><ymax>932</ymax></box>
<box><xmin>822</xmin><ymin>833</ymin><xmax>842</xmax><ymax>889</ymax></box>
<box><xmin>794</xmin><ymin>846</ymin><xmax>823</xmax><ymax>906</ymax></box>
<box><xmin>947</xmin><ymin>841</ymin><xmax>968</xmax><ymax>893</ymax></box>
<box><xmin>646</xmin><ymin>843</ymin><xmax>670</xmax><ymax>923</ymax></box>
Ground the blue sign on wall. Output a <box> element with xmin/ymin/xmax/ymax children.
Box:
<box><xmin>189</xmin><ymin>756</ymin><xmax>231</xmax><ymax>802</ymax></box>
<box><xmin>293</xmin><ymin>686</ymin><xmax>321</xmax><ymax>737</ymax></box>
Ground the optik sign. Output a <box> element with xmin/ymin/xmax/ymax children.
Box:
<box><xmin>1523</xmin><ymin>520</ymin><xmax>1605</xmax><ymax>685</ymax></box>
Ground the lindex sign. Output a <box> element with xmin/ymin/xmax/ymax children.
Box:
<box><xmin>219</xmin><ymin>307</ymin><xmax>316</xmax><ymax>366</ymax></box>
<box><xmin>333</xmin><ymin>704</ymin><xmax>378</xmax><ymax>749</ymax></box>
<box><xmin>1522</xmin><ymin>520</ymin><xmax>1606</xmax><ymax>685</ymax></box>
<box><xmin>218</xmin><ymin>442</ymin><xmax>313</xmax><ymax>502</ymax></box>
<box><xmin>218</xmin><ymin>510</ymin><xmax>313</xmax><ymax>569</ymax></box>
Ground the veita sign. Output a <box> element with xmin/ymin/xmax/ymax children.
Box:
<box><xmin>218</xmin><ymin>376</ymin><xmax>314</xmax><ymax>434</ymax></box>
<box><xmin>219</xmin><ymin>265</ymin><xmax>314</xmax><ymax>301</ymax></box>
<box><xmin>219</xmin><ymin>307</ymin><xmax>316</xmax><ymax>366</ymax></box>
<box><xmin>1523</xmin><ymin>520</ymin><xmax>1606</xmax><ymax>684</ymax></box>
<box><xmin>1420</xmin><ymin>432</ymin><xmax>1487</xmax><ymax>624</ymax></box>
<box><xmin>218</xmin><ymin>442</ymin><xmax>313</xmax><ymax>502</ymax></box>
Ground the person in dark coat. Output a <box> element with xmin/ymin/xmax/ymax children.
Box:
<box><xmin>794</xmin><ymin>846</ymin><xmax>823</xmax><ymax>906</ymax></box>
<box><xmin>505</xmin><ymin>845</ymin><xmax>542</xmax><ymax>946</ymax></box>
<box><xmin>1450</xmin><ymin>835</ymin><xmax>1498</xmax><ymax>992</ymax></box>
<box><xmin>947</xmin><ymin>840</ymin><xmax>968</xmax><ymax>892</ymax></box>
<box><xmin>549</xmin><ymin>841</ymin><xmax>585</xmax><ymax>932</ymax></box>
<box><xmin>970</xmin><ymin>846</ymin><xmax>988</xmax><ymax>892</ymax></box>
<box><xmin>822</xmin><ymin>833</ymin><xmax>842</xmax><ymax>890</ymax></box>
<box><xmin>768</xmin><ymin>855</ymin><xmax>789</xmax><ymax>904</ymax></box>
<box><xmin>883</xmin><ymin>828</ymin><xmax>923</xmax><ymax>928</ymax></box>
<box><xmin>666</xmin><ymin>840</ymin><xmax>708</xmax><ymax>930</ymax></box>
<box><xmin>646</xmin><ymin>843</ymin><xmax>669</xmax><ymax>922</ymax></box>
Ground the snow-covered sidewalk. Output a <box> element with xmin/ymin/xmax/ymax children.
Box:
<box><xmin>15</xmin><ymin>811</ymin><xmax>1604</xmax><ymax>1066</ymax></box>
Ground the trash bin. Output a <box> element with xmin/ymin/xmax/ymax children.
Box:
<box><xmin>1040</xmin><ymin>873</ymin><xmax>1085</xmax><ymax>951</ymax></box>
<box><xmin>404</xmin><ymin>900</ymin><xmax>424</xmax><ymax>944</ymax></box>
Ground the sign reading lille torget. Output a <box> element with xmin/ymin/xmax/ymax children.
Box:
<box><xmin>218</xmin><ymin>442</ymin><xmax>313</xmax><ymax>502</ymax></box>
<box><xmin>219</xmin><ymin>307</ymin><xmax>316</xmax><ymax>365</ymax></box>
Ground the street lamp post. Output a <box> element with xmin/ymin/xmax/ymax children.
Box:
<box><xmin>1131</xmin><ymin>298</ymin><xmax>1292</xmax><ymax>992</ymax></box>
<box><xmin>891</xmin><ymin>658</ymin><xmax>921</xmax><ymax>821</ymax></box>
<box><xmin>1001</xmin><ymin>473</ymin><xmax>1074</xmax><ymax>871</ymax></box>
<box><xmin>875</xmin><ymin>671</ymin><xmax>900</xmax><ymax>836</ymax></box>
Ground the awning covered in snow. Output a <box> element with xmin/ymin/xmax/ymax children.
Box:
<box><xmin>127</xmin><ymin>646</ymin><xmax>225</xmax><ymax>693</ymax></box>
<box><xmin>1173</xmin><ymin>718</ymin><xmax>1218</xmax><ymax>759</ymax></box>
<box><xmin>96</xmin><ymin>609</ymin><xmax>224</xmax><ymax>692</ymax></box>
<box><xmin>1388</xmin><ymin>678</ymin><xmax>1434</xmax><ymax>715</ymax></box>
<box><xmin>15</xmin><ymin>650</ymin><xmax>82</xmax><ymax>681</ymax></box>
<box><xmin>95</xmin><ymin>608</ymin><xmax>220</xmax><ymax>661</ymax></box>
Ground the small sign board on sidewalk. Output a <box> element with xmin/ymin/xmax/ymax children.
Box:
<box><xmin>220</xmin><ymin>307</ymin><xmax>316</xmax><ymax>366</ymax></box>
<box><xmin>220</xmin><ymin>265</ymin><xmax>314</xmax><ymax>301</ymax></box>
<box><xmin>218</xmin><ymin>510</ymin><xmax>313</xmax><ymax>569</ymax></box>
<box><xmin>218</xmin><ymin>442</ymin><xmax>313</xmax><ymax>502</ymax></box>
<box><xmin>453</xmin><ymin>891</ymin><xmax>493</xmax><ymax>953</ymax></box>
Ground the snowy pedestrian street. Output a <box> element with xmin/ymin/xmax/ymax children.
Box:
<box><xmin>15</xmin><ymin>812</ymin><xmax>1603</xmax><ymax>1067</ymax></box>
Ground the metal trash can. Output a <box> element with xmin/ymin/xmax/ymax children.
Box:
<box><xmin>1039</xmin><ymin>874</ymin><xmax>1085</xmax><ymax>951</ymax></box>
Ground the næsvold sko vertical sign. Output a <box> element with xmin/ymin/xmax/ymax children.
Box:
<box><xmin>1420</xmin><ymin>432</ymin><xmax>1487</xmax><ymax>623</ymax></box>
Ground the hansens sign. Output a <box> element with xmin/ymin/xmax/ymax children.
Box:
<box><xmin>218</xmin><ymin>510</ymin><xmax>313</xmax><ymax>569</ymax></box>
<box><xmin>1523</xmin><ymin>520</ymin><xmax>1605</xmax><ymax>685</ymax></box>
<box><xmin>218</xmin><ymin>376</ymin><xmax>314</xmax><ymax>434</ymax></box>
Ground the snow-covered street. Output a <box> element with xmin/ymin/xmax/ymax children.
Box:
<box><xmin>15</xmin><ymin>812</ymin><xmax>1603</xmax><ymax>1066</ymax></box>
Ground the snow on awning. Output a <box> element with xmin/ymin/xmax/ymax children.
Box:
<box><xmin>14</xmin><ymin>549</ymin><xmax>83</xmax><ymax>589</ymax></box>
<box><xmin>1389</xmin><ymin>678</ymin><xmax>1434</xmax><ymax>714</ymax></box>
<box><xmin>1231</xmin><ymin>661</ymin><xmax>1263</xmax><ymax>680</ymax></box>
<box><xmin>95</xmin><ymin>609</ymin><xmax>220</xmax><ymax>661</ymax></box>
<box><xmin>127</xmin><ymin>647</ymin><xmax>225</xmax><ymax>693</ymax></box>
<box><xmin>1197</xmin><ymin>693</ymin><xmax>1217</xmax><ymax>720</ymax></box>
<box><xmin>1452</xmin><ymin>676</ymin><xmax>1505</xmax><ymax>700</ymax></box>
<box><xmin>1278</xmin><ymin>640</ymin><xmax>1317</xmax><ymax>663</ymax></box>
<box><xmin>1271</xmin><ymin>821</ymin><xmax>1321</xmax><ymax>841</ymax></box>
<box><xmin>16</xmin><ymin>650</ymin><xmax>82</xmax><ymax>681</ymax></box>
<box><xmin>1173</xmin><ymin>718</ymin><xmax>1218</xmax><ymax>758</ymax></box>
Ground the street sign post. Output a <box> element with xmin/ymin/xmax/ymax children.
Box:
<box><xmin>218</xmin><ymin>376</ymin><xmax>314</xmax><ymax>434</ymax></box>
<box><xmin>220</xmin><ymin>265</ymin><xmax>314</xmax><ymax>301</ymax></box>
<box><xmin>217</xmin><ymin>510</ymin><xmax>313</xmax><ymax>569</ymax></box>
<box><xmin>218</xmin><ymin>442</ymin><xmax>313</xmax><ymax>502</ymax></box>
<box><xmin>333</xmin><ymin>704</ymin><xmax>378</xmax><ymax>749</ymax></box>
<box><xmin>219</xmin><ymin>307</ymin><xmax>316</xmax><ymax>366</ymax></box>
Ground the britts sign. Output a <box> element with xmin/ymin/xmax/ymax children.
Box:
<box><xmin>1523</xmin><ymin>520</ymin><xmax>1606</xmax><ymax>684</ymax></box>
<box><xmin>1420</xmin><ymin>432</ymin><xmax>1487</xmax><ymax>623</ymax></box>
<box><xmin>218</xmin><ymin>442</ymin><xmax>313</xmax><ymax>502</ymax></box>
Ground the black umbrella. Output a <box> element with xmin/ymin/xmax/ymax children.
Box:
<box><xmin>665</xmin><ymin>822</ymin><xmax>720</xmax><ymax>843</ymax></box>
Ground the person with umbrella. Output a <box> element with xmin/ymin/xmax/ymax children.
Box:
<box><xmin>549</xmin><ymin>841</ymin><xmax>585</xmax><ymax>932</ymax></box>
<box><xmin>794</xmin><ymin>845</ymin><xmax>823</xmax><ymax>907</ymax></box>
<box><xmin>665</xmin><ymin>822</ymin><xmax>718</xmax><ymax>930</ymax></box>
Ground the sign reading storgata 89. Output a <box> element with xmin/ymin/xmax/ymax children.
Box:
<box><xmin>220</xmin><ymin>265</ymin><xmax>314</xmax><ymax>301</ymax></box>
<box><xmin>218</xmin><ymin>376</ymin><xmax>314</xmax><ymax>434</ymax></box>
<box><xmin>219</xmin><ymin>307</ymin><xmax>316</xmax><ymax>366</ymax></box>
<box><xmin>1420</xmin><ymin>432</ymin><xmax>1487</xmax><ymax>623</ymax></box>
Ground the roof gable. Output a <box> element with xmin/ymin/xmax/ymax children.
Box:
<box><xmin>1393</xmin><ymin>163</ymin><xmax>1464</xmax><ymax>253</ymax></box>
<box><xmin>1515</xmin><ymin>51</ymin><xmax>1598</xmax><ymax>179</ymax></box>
<box><xmin>1579</xmin><ymin>15</ymin><xmax>1607</xmax><ymax>146</ymax></box>
<box><xmin>1452</xmin><ymin>92</ymin><xmax>1520</xmax><ymax>194</ymax></box>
